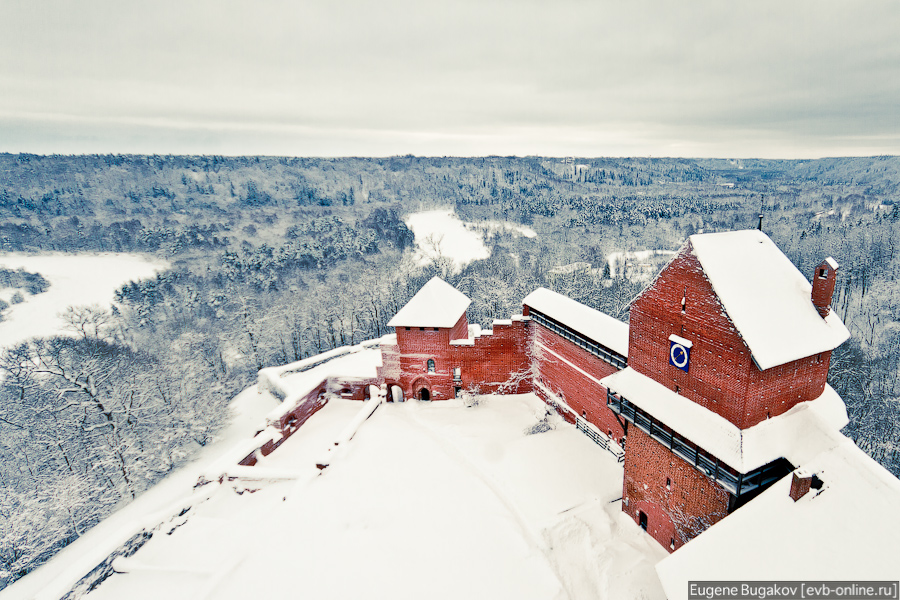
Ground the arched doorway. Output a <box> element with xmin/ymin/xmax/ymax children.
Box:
<box><xmin>410</xmin><ymin>377</ymin><xmax>431</xmax><ymax>403</ymax></box>
<box><xmin>390</xmin><ymin>385</ymin><xmax>404</xmax><ymax>403</ymax></box>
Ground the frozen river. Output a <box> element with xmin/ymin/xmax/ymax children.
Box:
<box><xmin>0</xmin><ymin>253</ymin><xmax>168</xmax><ymax>347</ymax></box>
<box><xmin>405</xmin><ymin>208</ymin><xmax>536</xmax><ymax>272</ymax></box>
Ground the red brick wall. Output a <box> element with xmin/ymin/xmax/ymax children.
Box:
<box><xmin>450</xmin><ymin>313</ymin><xmax>470</xmax><ymax>341</ymax></box>
<box><xmin>629</xmin><ymin>243</ymin><xmax>830</xmax><ymax>429</ymax></box>
<box><xmin>622</xmin><ymin>427</ymin><xmax>731</xmax><ymax>552</ymax></box>
<box><xmin>394</xmin><ymin>313</ymin><xmax>533</xmax><ymax>400</ymax></box>
<box><xmin>331</xmin><ymin>377</ymin><xmax>379</xmax><ymax>401</ymax></box>
<box><xmin>451</xmin><ymin>319</ymin><xmax>531</xmax><ymax>395</ymax></box>
<box><xmin>395</xmin><ymin>314</ymin><xmax>465</xmax><ymax>400</ymax></box>
<box><xmin>531</xmin><ymin>323</ymin><xmax>625</xmax><ymax>442</ymax></box>
<box><xmin>745</xmin><ymin>352</ymin><xmax>831</xmax><ymax>420</ymax></box>
<box><xmin>240</xmin><ymin>374</ymin><xmax>379</xmax><ymax>465</ymax></box>
<box><xmin>240</xmin><ymin>381</ymin><xmax>329</xmax><ymax>466</ymax></box>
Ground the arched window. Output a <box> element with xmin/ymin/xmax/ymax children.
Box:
<box><xmin>427</xmin><ymin>359</ymin><xmax>435</xmax><ymax>373</ymax></box>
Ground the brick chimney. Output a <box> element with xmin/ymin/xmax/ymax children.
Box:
<box><xmin>789</xmin><ymin>469</ymin><xmax>813</xmax><ymax>502</ymax></box>
<box><xmin>811</xmin><ymin>257</ymin><xmax>838</xmax><ymax>318</ymax></box>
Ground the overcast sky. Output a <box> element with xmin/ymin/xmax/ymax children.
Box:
<box><xmin>1</xmin><ymin>0</ymin><xmax>898</xmax><ymax>158</ymax></box>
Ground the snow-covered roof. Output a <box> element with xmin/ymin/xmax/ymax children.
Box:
<box><xmin>688</xmin><ymin>230</ymin><xmax>850</xmax><ymax>370</ymax></box>
<box><xmin>523</xmin><ymin>288</ymin><xmax>629</xmax><ymax>357</ymax></box>
<box><xmin>656</xmin><ymin>440</ymin><xmax>900</xmax><ymax>594</ymax></box>
<box><xmin>824</xmin><ymin>256</ymin><xmax>839</xmax><ymax>270</ymax></box>
<box><xmin>601</xmin><ymin>367</ymin><xmax>848</xmax><ymax>473</ymax></box>
<box><xmin>387</xmin><ymin>277</ymin><xmax>471</xmax><ymax>328</ymax></box>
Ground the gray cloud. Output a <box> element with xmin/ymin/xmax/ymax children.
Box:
<box><xmin>1</xmin><ymin>0</ymin><xmax>898</xmax><ymax>157</ymax></box>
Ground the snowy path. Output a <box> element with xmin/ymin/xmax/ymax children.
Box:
<box><xmin>398</xmin><ymin>398</ymin><xmax>667</xmax><ymax>600</ymax></box>
<box><xmin>398</xmin><ymin>402</ymin><xmax>554</xmax><ymax>555</ymax></box>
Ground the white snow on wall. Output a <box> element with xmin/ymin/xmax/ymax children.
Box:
<box><xmin>0</xmin><ymin>253</ymin><xmax>168</xmax><ymax>347</ymax></box>
<box><xmin>656</xmin><ymin>440</ymin><xmax>900</xmax><ymax>596</ymax></box>
<box><xmin>689</xmin><ymin>230</ymin><xmax>850</xmax><ymax>370</ymax></box>
<box><xmin>523</xmin><ymin>287</ymin><xmax>628</xmax><ymax>357</ymax></box>
<box><xmin>602</xmin><ymin>367</ymin><xmax>849</xmax><ymax>473</ymax></box>
<box><xmin>261</xmin><ymin>341</ymin><xmax>384</xmax><ymax>424</ymax></box>
<box><xmin>387</xmin><ymin>276</ymin><xmax>471</xmax><ymax>328</ymax></box>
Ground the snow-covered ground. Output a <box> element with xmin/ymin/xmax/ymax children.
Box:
<box><xmin>0</xmin><ymin>253</ymin><xmax>168</xmax><ymax>347</ymax></box>
<box><xmin>82</xmin><ymin>394</ymin><xmax>666</xmax><ymax>600</ymax></box>
<box><xmin>406</xmin><ymin>209</ymin><xmax>537</xmax><ymax>272</ymax></box>
<box><xmin>4</xmin><ymin>339</ymin><xmax>666</xmax><ymax>600</ymax></box>
<box><xmin>15</xmin><ymin>390</ymin><xmax>665</xmax><ymax>600</ymax></box>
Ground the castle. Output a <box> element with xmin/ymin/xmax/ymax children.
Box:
<box><xmin>25</xmin><ymin>229</ymin><xmax>897</xmax><ymax>600</ymax></box>
<box><xmin>378</xmin><ymin>229</ymin><xmax>852</xmax><ymax>551</ymax></box>
<box><xmin>245</xmin><ymin>228</ymin><xmax>899</xmax><ymax>592</ymax></box>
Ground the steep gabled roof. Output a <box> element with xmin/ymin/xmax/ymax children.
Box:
<box><xmin>689</xmin><ymin>230</ymin><xmax>850</xmax><ymax>370</ymax></box>
<box><xmin>387</xmin><ymin>277</ymin><xmax>471</xmax><ymax>328</ymax></box>
<box><xmin>522</xmin><ymin>288</ymin><xmax>629</xmax><ymax>357</ymax></box>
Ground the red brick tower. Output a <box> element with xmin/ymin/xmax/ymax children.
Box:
<box><xmin>602</xmin><ymin>230</ymin><xmax>850</xmax><ymax>551</ymax></box>
<box><xmin>386</xmin><ymin>277</ymin><xmax>471</xmax><ymax>401</ymax></box>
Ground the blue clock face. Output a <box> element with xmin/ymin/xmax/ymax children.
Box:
<box><xmin>669</xmin><ymin>341</ymin><xmax>691</xmax><ymax>372</ymax></box>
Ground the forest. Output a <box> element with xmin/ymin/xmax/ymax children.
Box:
<box><xmin>0</xmin><ymin>153</ymin><xmax>898</xmax><ymax>589</ymax></box>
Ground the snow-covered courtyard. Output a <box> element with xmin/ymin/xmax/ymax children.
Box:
<box><xmin>67</xmin><ymin>392</ymin><xmax>664</xmax><ymax>600</ymax></box>
<box><xmin>0</xmin><ymin>253</ymin><xmax>168</xmax><ymax>347</ymax></box>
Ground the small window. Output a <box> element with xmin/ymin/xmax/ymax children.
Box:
<box><xmin>453</xmin><ymin>367</ymin><xmax>461</xmax><ymax>380</ymax></box>
<box><xmin>582</xmin><ymin>410</ymin><xmax>587</xmax><ymax>418</ymax></box>
<box><xmin>674</xmin><ymin>385</ymin><xmax>680</xmax><ymax>393</ymax></box>
<box><xmin>638</xmin><ymin>511</ymin><xmax>648</xmax><ymax>531</ymax></box>
<box><xmin>666</xmin><ymin>477</ymin><xmax>671</xmax><ymax>490</ymax></box>
<box><xmin>405</xmin><ymin>327</ymin><xmax>411</xmax><ymax>331</ymax></box>
<box><xmin>670</xmin><ymin>539</ymin><xmax>675</xmax><ymax>550</ymax></box>
<box><xmin>427</xmin><ymin>359</ymin><xmax>435</xmax><ymax>373</ymax></box>
<box><xmin>818</xmin><ymin>268</ymin><xmax>828</xmax><ymax>279</ymax></box>
<box><xmin>420</xmin><ymin>327</ymin><xmax>425</xmax><ymax>331</ymax></box>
